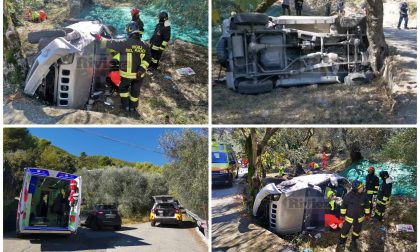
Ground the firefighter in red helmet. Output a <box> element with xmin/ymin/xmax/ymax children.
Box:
<box><xmin>131</xmin><ymin>8</ymin><xmax>144</xmax><ymax>38</ymax></box>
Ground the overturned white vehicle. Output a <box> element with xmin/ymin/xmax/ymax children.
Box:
<box><xmin>24</xmin><ymin>20</ymin><xmax>115</xmax><ymax>108</ymax></box>
<box><xmin>216</xmin><ymin>13</ymin><xmax>373</xmax><ymax>94</ymax></box>
<box><xmin>253</xmin><ymin>174</ymin><xmax>351</xmax><ymax>235</ymax></box>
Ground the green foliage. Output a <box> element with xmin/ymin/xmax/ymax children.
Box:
<box><xmin>4</xmin><ymin>128</ymin><xmax>36</xmax><ymax>151</ymax></box>
<box><xmin>36</xmin><ymin>145</ymin><xmax>77</xmax><ymax>174</ymax></box>
<box><xmin>160</xmin><ymin>129</ymin><xmax>208</xmax><ymax>219</ymax></box>
<box><xmin>79</xmin><ymin>168</ymin><xmax>168</xmax><ymax>218</ymax></box>
<box><xmin>381</xmin><ymin>129</ymin><xmax>417</xmax><ymax>165</ymax></box>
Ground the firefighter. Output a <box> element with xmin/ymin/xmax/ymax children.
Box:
<box><xmin>95</xmin><ymin>21</ymin><xmax>151</xmax><ymax>114</ymax></box>
<box><xmin>325</xmin><ymin>190</ymin><xmax>344</xmax><ymax>231</ymax></box>
<box><xmin>149</xmin><ymin>11</ymin><xmax>171</xmax><ymax>70</ymax></box>
<box><xmin>365</xmin><ymin>166</ymin><xmax>379</xmax><ymax>214</ymax></box>
<box><xmin>374</xmin><ymin>171</ymin><xmax>393</xmax><ymax>222</ymax></box>
<box><xmin>336</xmin><ymin>180</ymin><xmax>370</xmax><ymax>251</ymax></box>
<box><xmin>131</xmin><ymin>8</ymin><xmax>145</xmax><ymax>38</ymax></box>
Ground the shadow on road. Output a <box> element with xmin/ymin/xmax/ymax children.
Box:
<box><xmin>4</xmin><ymin>226</ymin><xmax>151</xmax><ymax>251</ymax></box>
<box><xmin>155</xmin><ymin>221</ymin><xmax>197</xmax><ymax>229</ymax></box>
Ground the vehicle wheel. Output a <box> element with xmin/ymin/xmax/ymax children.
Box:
<box><xmin>16</xmin><ymin>231</ymin><xmax>23</xmax><ymax>238</ymax></box>
<box><xmin>233</xmin><ymin>13</ymin><xmax>269</xmax><ymax>25</ymax></box>
<box><xmin>344</xmin><ymin>73</ymin><xmax>369</xmax><ymax>85</ymax></box>
<box><xmin>151</xmin><ymin>221</ymin><xmax>156</xmax><ymax>227</ymax></box>
<box><xmin>114</xmin><ymin>225</ymin><xmax>122</xmax><ymax>231</ymax></box>
<box><xmin>237</xmin><ymin>79</ymin><xmax>274</xmax><ymax>94</ymax></box>
<box><xmin>28</xmin><ymin>29</ymin><xmax>68</xmax><ymax>44</ymax></box>
<box><xmin>338</xmin><ymin>14</ymin><xmax>366</xmax><ymax>28</ymax></box>
<box><xmin>91</xmin><ymin>218</ymin><xmax>99</xmax><ymax>231</ymax></box>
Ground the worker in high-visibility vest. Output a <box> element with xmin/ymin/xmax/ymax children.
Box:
<box><xmin>336</xmin><ymin>180</ymin><xmax>370</xmax><ymax>251</ymax></box>
<box><xmin>95</xmin><ymin>21</ymin><xmax>151</xmax><ymax>114</ymax></box>
<box><xmin>149</xmin><ymin>11</ymin><xmax>171</xmax><ymax>70</ymax></box>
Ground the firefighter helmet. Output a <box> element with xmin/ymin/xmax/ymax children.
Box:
<box><xmin>131</xmin><ymin>8</ymin><xmax>140</xmax><ymax>16</ymax></box>
<box><xmin>352</xmin><ymin>180</ymin><xmax>363</xmax><ymax>190</ymax></box>
<box><xmin>159</xmin><ymin>11</ymin><xmax>169</xmax><ymax>21</ymax></box>
<box><xmin>126</xmin><ymin>21</ymin><xmax>140</xmax><ymax>35</ymax></box>
<box><xmin>379</xmin><ymin>171</ymin><xmax>389</xmax><ymax>179</ymax></box>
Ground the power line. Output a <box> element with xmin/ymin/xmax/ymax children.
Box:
<box><xmin>72</xmin><ymin>128</ymin><xmax>166</xmax><ymax>155</ymax></box>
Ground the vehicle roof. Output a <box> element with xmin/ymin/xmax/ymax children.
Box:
<box><xmin>25</xmin><ymin>167</ymin><xmax>79</xmax><ymax>180</ymax></box>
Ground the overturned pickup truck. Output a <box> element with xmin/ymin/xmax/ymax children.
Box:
<box><xmin>24</xmin><ymin>20</ymin><xmax>115</xmax><ymax>108</ymax></box>
<box><xmin>253</xmin><ymin>174</ymin><xmax>351</xmax><ymax>235</ymax></box>
<box><xmin>216</xmin><ymin>13</ymin><xmax>373</xmax><ymax>94</ymax></box>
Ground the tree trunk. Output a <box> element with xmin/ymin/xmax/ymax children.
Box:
<box><xmin>256</xmin><ymin>0</ymin><xmax>278</xmax><ymax>13</ymax></box>
<box><xmin>366</xmin><ymin>0</ymin><xmax>388</xmax><ymax>74</ymax></box>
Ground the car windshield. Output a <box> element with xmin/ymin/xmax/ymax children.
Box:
<box><xmin>157</xmin><ymin>203</ymin><xmax>176</xmax><ymax>209</ymax></box>
<box><xmin>212</xmin><ymin>151</ymin><xmax>228</xmax><ymax>163</ymax></box>
<box><xmin>96</xmin><ymin>205</ymin><xmax>116</xmax><ymax>210</ymax></box>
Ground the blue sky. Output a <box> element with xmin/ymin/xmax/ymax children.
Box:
<box><xmin>28</xmin><ymin>128</ymin><xmax>191</xmax><ymax>166</ymax></box>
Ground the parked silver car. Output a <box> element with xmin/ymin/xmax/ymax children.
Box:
<box><xmin>253</xmin><ymin>174</ymin><xmax>351</xmax><ymax>235</ymax></box>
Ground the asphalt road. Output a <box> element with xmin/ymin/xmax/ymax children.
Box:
<box><xmin>3</xmin><ymin>222</ymin><xmax>207</xmax><ymax>252</ymax></box>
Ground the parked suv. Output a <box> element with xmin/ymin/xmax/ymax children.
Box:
<box><xmin>82</xmin><ymin>204</ymin><xmax>122</xmax><ymax>231</ymax></box>
<box><xmin>150</xmin><ymin>196</ymin><xmax>183</xmax><ymax>227</ymax></box>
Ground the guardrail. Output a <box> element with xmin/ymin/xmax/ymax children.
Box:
<box><xmin>186</xmin><ymin>210</ymin><xmax>208</xmax><ymax>239</ymax></box>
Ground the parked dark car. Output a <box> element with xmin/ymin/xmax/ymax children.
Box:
<box><xmin>82</xmin><ymin>204</ymin><xmax>122</xmax><ymax>231</ymax></box>
<box><xmin>150</xmin><ymin>196</ymin><xmax>183</xmax><ymax>227</ymax></box>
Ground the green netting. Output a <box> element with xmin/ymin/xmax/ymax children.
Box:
<box><xmin>340</xmin><ymin>160</ymin><xmax>416</xmax><ymax>198</ymax></box>
<box><xmin>80</xmin><ymin>4</ymin><xmax>208</xmax><ymax>47</ymax></box>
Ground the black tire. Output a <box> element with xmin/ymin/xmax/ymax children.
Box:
<box><xmin>344</xmin><ymin>73</ymin><xmax>369</xmax><ymax>85</ymax></box>
<box><xmin>233</xmin><ymin>13</ymin><xmax>269</xmax><ymax>25</ymax></box>
<box><xmin>28</xmin><ymin>29</ymin><xmax>68</xmax><ymax>44</ymax></box>
<box><xmin>151</xmin><ymin>221</ymin><xmax>156</xmax><ymax>227</ymax></box>
<box><xmin>237</xmin><ymin>79</ymin><xmax>274</xmax><ymax>94</ymax></box>
<box><xmin>91</xmin><ymin>218</ymin><xmax>100</xmax><ymax>231</ymax></box>
<box><xmin>114</xmin><ymin>225</ymin><xmax>121</xmax><ymax>231</ymax></box>
<box><xmin>216</xmin><ymin>37</ymin><xmax>228</xmax><ymax>66</ymax></box>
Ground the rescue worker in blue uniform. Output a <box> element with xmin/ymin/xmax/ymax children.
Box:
<box><xmin>398</xmin><ymin>1</ymin><xmax>409</xmax><ymax>29</ymax></box>
<box><xmin>95</xmin><ymin>21</ymin><xmax>151</xmax><ymax>114</ymax></box>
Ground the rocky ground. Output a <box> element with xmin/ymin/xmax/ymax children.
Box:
<box><xmin>3</xmin><ymin>1</ymin><xmax>208</xmax><ymax>124</ymax></box>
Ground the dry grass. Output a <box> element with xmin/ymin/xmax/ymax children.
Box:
<box><xmin>212</xmin><ymin>67</ymin><xmax>395</xmax><ymax>124</ymax></box>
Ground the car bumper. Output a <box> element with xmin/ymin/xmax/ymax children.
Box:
<box><xmin>212</xmin><ymin>173</ymin><xmax>232</xmax><ymax>186</ymax></box>
<box><xmin>97</xmin><ymin>218</ymin><xmax>122</xmax><ymax>227</ymax></box>
<box><xmin>152</xmin><ymin>217</ymin><xmax>181</xmax><ymax>224</ymax></box>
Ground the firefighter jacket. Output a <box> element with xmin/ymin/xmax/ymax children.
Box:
<box><xmin>101</xmin><ymin>37</ymin><xmax>151</xmax><ymax>79</ymax></box>
<box><xmin>377</xmin><ymin>178</ymin><xmax>393</xmax><ymax>206</ymax></box>
<box><xmin>340</xmin><ymin>191</ymin><xmax>370</xmax><ymax>224</ymax></box>
<box><xmin>327</xmin><ymin>200</ymin><xmax>341</xmax><ymax>218</ymax></box>
<box><xmin>150</xmin><ymin>21</ymin><xmax>171</xmax><ymax>51</ymax></box>
<box><xmin>365</xmin><ymin>174</ymin><xmax>379</xmax><ymax>195</ymax></box>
